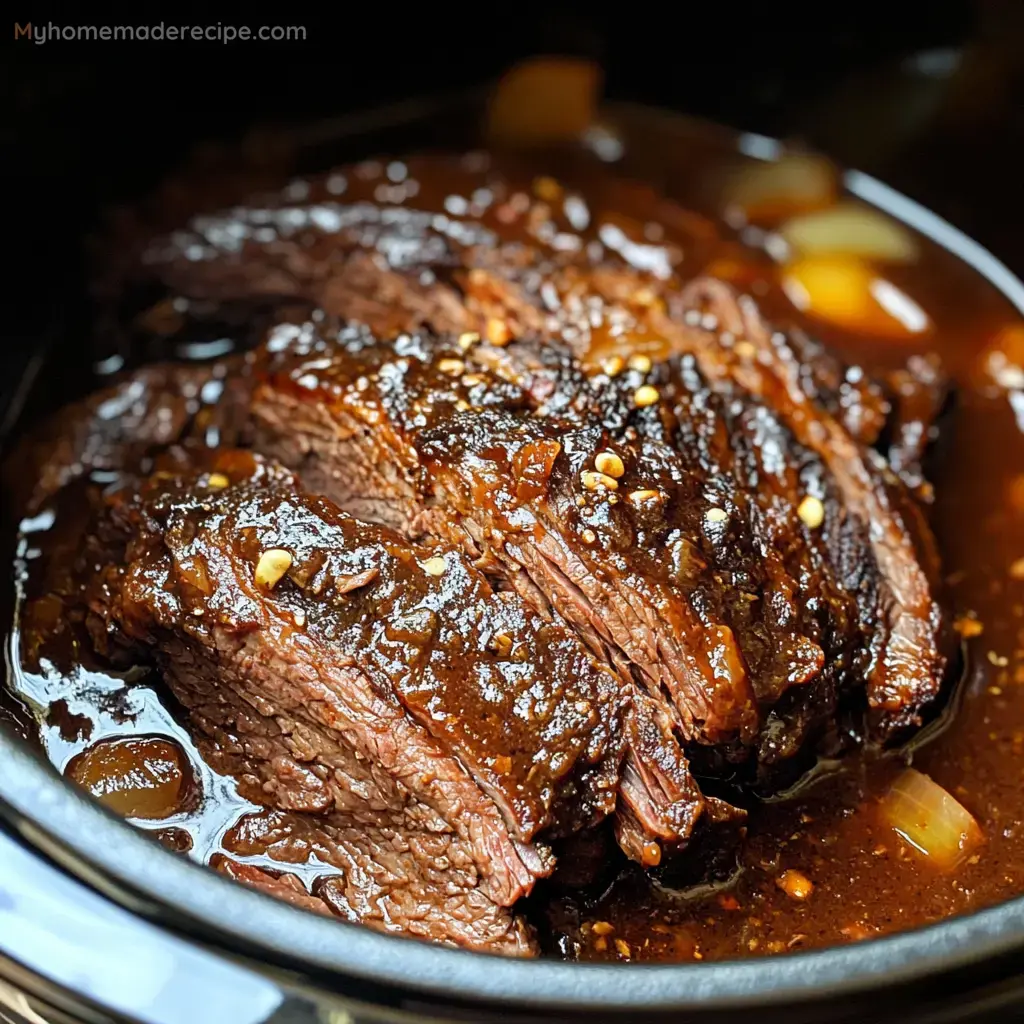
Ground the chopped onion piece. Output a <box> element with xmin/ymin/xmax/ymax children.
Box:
<box><xmin>780</xmin><ymin>201</ymin><xmax>918</xmax><ymax>264</ymax></box>
<box><xmin>879</xmin><ymin>768</ymin><xmax>983</xmax><ymax>870</ymax></box>
<box><xmin>722</xmin><ymin>153</ymin><xmax>837</xmax><ymax>223</ymax></box>
<box><xmin>486</xmin><ymin>58</ymin><xmax>600</xmax><ymax>147</ymax></box>
<box><xmin>66</xmin><ymin>736</ymin><xmax>192</xmax><ymax>820</ymax></box>
<box><xmin>782</xmin><ymin>256</ymin><xmax>932</xmax><ymax>340</ymax></box>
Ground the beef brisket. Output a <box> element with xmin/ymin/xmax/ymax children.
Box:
<box><xmin>248</xmin><ymin>314</ymin><xmax>951</xmax><ymax>770</ymax></box>
<box><xmin>119</xmin><ymin>154</ymin><xmax>947</xmax><ymax>488</ymax></box>
<box><xmin>11</xmin><ymin>152</ymin><xmax>959</xmax><ymax>948</ymax></box>
<box><xmin>80</xmin><ymin>450</ymin><xmax>639</xmax><ymax>950</ymax></box>
<box><xmin>108</xmin><ymin>152</ymin><xmax>953</xmax><ymax>753</ymax></box>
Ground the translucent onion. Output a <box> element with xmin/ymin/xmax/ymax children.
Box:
<box><xmin>779</xmin><ymin>201</ymin><xmax>919</xmax><ymax>264</ymax></box>
<box><xmin>782</xmin><ymin>256</ymin><xmax>932</xmax><ymax>340</ymax></box>
<box><xmin>486</xmin><ymin>58</ymin><xmax>600</xmax><ymax>147</ymax></box>
<box><xmin>879</xmin><ymin>768</ymin><xmax>982</xmax><ymax>870</ymax></box>
<box><xmin>65</xmin><ymin>736</ymin><xmax>192</xmax><ymax>820</ymax></box>
<box><xmin>722</xmin><ymin>153</ymin><xmax>838</xmax><ymax>223</ymax></box>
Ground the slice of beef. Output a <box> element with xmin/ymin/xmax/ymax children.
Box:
<box><xmin>249</xmin><ymin>308</ymin><xmax>950</xmax><ymax>778</ymax></box>
<box><xmin>112</xmin><ymin>153</ymin><xmax>947</xmax><ymax>487</ymax></box>
<box><xmin>219</xmin><ymin>811</ymin><xmax>535</xmax><ymax>953</ymax></box>
<box><xmin>4</xmin><ymin>359</ymin><xmax>252</xmax><ymax>513</ymax></box>
<box><xmin>217</xmin><ymin>837</ymin><xmax>533</xmax><ymax>953</ymax></box>
<box><xmin>125</xmin><ymin>199</ymin><xmax>480</xmax><ymax>337</ymax></box>
<box><xmin>81</xmin><ymin>451</ymin><xmax>639</xmax><ymax>949</ymax></box>
<box><xmin>212</xmin><ymin>856</ymin><xmax>335</xmax><ymax>917</ymax></box>
<box><xmin>668</xmin><ymin>279</ymin><xmax>954</xmax><ymax>736</ymax></box>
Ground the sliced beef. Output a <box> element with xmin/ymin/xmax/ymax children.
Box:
<box><xmin>102</xmin><ymin>156</ymin><xmax>953</xmax><ymax>746</ymax></box>
<box><xmin>250</xmin><ymin>328</ymin><xmax>758</xmax><ymax>743</ymax></box>
<box><xmin>215</xmin><ymin>840</ymin><xmax>532</xmax><ymax>953</ymax></box>
<box><xmin>125</xmin><ymin>199</ymin><xmax>479</xmax><ymax>337</ymax></box>
<box><xmin>219</xmin><ymin>812</ymin><xmax>535</xmax><ymax>952</ymax></box>
<box><xmin>212</xmin><ymin>856</ymin><xmax>336</xmax><ymax>917</ymax></box>
<box><xmin>248</xmin><ymin>309</ymin><xmax>951</xmax><ymax>780</ymax></box>
<box><xmin>79</xmin><ymin>451</ymin><xmax>644</xmax><ymax>950</ymax></box>
<box><xmin>5</xmin><ymin>359</ymin><xmax>251</xmax><ymax>513</ymax></box>
<box><xmin>668</xmin><ymin>279</ymin><xmax>953</xmax><ymax>735</ymax></box>
<box><xmin>115</xmin><ymin>154</ymin><xmax>947</xmax><ymax>487</ymax></box>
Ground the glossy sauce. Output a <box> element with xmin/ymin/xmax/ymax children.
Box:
<box><xmin>4</xmin><ymin>107</ymin><xmax>1024</xmax><ymax>961</ymax></box>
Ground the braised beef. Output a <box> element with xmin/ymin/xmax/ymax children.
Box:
<box><xmin>78</xmin><ymin>451</ymin><xmax>644</xmax><ymax>951</ymax></box>
<box><xmin>116</xmin><ymin>154</ymin><xmax>947</xmax><ymax>489</ymax></box>
<box><xmin>108</xmin><ymin>153</ymin><xmax>953</xmax><ymax>750</ymax></box>
<box><xmin>248</xmin><ymin>313</ymin><xmax>952</xmax><ymax>776</ymax></box>
<box><xmin>7</xmin><ymin>152</ymin><xmax>963</xmax><ymax>954</ymax></box>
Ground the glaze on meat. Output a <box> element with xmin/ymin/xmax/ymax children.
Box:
<box><xmin>6</xmin><ymin>148</ymin><xmax>979</xmax><ymax>959</ymax></box>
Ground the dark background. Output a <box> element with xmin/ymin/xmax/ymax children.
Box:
<box><xmin>3</xmin><ymin>1</ymin><xmax>1023</xmax><ymax>333</ymax></box>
